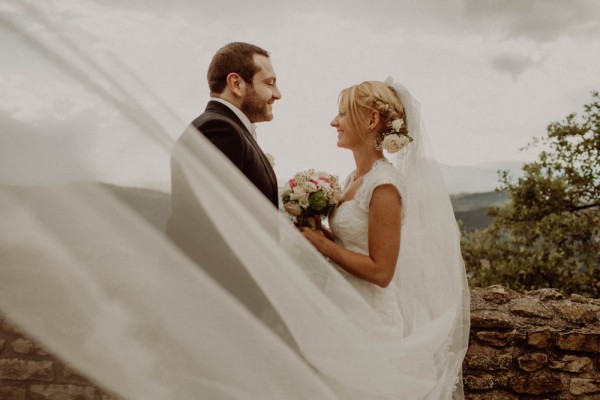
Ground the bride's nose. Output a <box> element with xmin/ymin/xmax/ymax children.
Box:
<box><xmin>330</xmin><ymin>117</ymin><xmax>338</xmax><ymax>127</ymax></box>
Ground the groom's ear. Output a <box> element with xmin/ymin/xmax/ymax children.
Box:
<box><xmin>226</xmin><ymin>73</ymin><xmax>246</xmax><ymax>98</ymax></box>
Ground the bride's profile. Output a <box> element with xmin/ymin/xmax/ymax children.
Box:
<box><xmin>0</xmin><ymin>3</ymin><xmax>470</xmax><ymax>399</ymax></box>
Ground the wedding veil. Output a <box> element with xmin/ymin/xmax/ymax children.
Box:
<box><xmin>0</xmin><ymin>3</ymin><xmax>469</xmax><ymax>399</ymax></box>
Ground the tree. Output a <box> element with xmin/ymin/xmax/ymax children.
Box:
<box><xmin>462</xmin><ymin>92</ymin><xmax>600</xmax><ymax>297</ymax></box>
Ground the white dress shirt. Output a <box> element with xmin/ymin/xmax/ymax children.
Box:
<box><xmin>210</xmin><ymin>97</ymin><xmax>257</xmax><ymax>139</ymax></box>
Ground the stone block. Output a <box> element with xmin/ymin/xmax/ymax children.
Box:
<box><xmin>471</xmin><ymin>310</ymin><xmax>514</xmax><ymax>329</ymax></box>
<box><xmin>569</xmin><ymin>378</ymin><xmax>600</xmax><ymax>395</ymax></box>
<box><xmin>571</xmin><ymin>293</ymin><xmax>591</xmax><ymax>304</ymax></box>
<box><xmin>30</xmin><ymin>384</ymin><xmax>96</xmax><ymax>400</ymax></box>
<box><xmin>1</xmin><ymin>321</ymin><xmax>20</xmax><ymax>335</ymax></box>
<box><xmin>465</xmin><ymin>390</ymin><xmax>518</xmax><ymax>400</ymax></box>
<box><xmin>101</xmin><ymin>394</ymin><xmax>122</xmax><ymax>400</ymax></box>
<box><xmin>494</xmin><ymin>375</ymin><xmax>511</xmax><ymax>388</ymax></box>
<box><xmin>36</xmin><ymin>346</ymin><xmax>49</xmax><ymax>356</ymax></box>
<box><xmin>466</xmin><ymin>351</ymin><xmax>513</xmax><ymax>371</ymax></box>
<box><xmin>509</xmin><ymin>372</ymin><xmax>564</xmax><ymax>394</ymax></box>
<box><xmin>590</xmin><ymin>297</ymin><xmax>600</xmax><ymax>306</ymax></box>
<box><xmin>0</xmin><ymin>386</ymin><xmax>26</xmax><ymax>400</ymax></box>
<box><xmin>527</xmin><ymin>327</ymin><xmax>553</xmax><ymax>348</ymax></box>
<box><xmin>476</xmin><ymin>330</ymin><xmax>526</xmax><ymax>347</ymax></box>
<box><xmin>11</xmin><ymin>338</ymin><xmax>35</xmax><ymax>355</ymax></box>
<box><xmin>476</xmin><ymin>331</ymin><xmax>507</xmax><ymax>347</ymax></box>
<box><xmin>527</xmin><ymin>288</ymin><xmax>564</xmax><ymax>301</ymax></box>
<box><xmin>557</xmin><ymin>332</ymin><xmax>600</xmax><ymax>353</ymax></box>
<box><xmin>553</xmin><ymin>301</ymin><xmax>598</xmax><ymax>325</ymax></box>
<box><xmin>464</xmin><ymin>374</ymin><xmax>496</xmax><ymax>390</ymax></box>
<box><xmin>0</xmin><ymin>359</ymin><xmax>54</xmax><ymax>381</ymax></box>
<box><xmin>481</xmin><ymin>285</ymin><xmax>521</xmax><ymax>305</ymax></box>
<box><xmin>509</xmin><ymin>298</ymin><xmax>553</xmax><ymax>319</ymax></box>
<box><xmin>517</xmin><ymin>353</ymin><xmax>548</xmax><ymax>372</ymax></box>
<box><xmin>549</xmin><ymin>355</ymin><xmax>593</xmax><ymax>373</ymax></box>
<box><xmin>58</xmin><ymin>365</ymin><xmax>91</xmax><ymax>385</ymax></box>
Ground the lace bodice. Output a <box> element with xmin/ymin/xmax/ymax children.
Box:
<box><xmin>328</xmin><ymin>159</ymin><xmax>406</xmax><ymax>329</ymax></box>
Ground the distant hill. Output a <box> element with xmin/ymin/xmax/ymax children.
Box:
<box><xmin>440</xmin><ymin>161</ymin><xmax>524</xmax><ymax>194</ymax></box>
<box><xmin>0</xmin><ymin>182</ymin><xmax>172</xmax><ymax>233</ymax></box>
<box><xmin>450</xmin><ymin>190</ymin><xmax>509</xmax><ymax>212</ymax></box>
<box><xmin>105</xmin><ymin>183</ymin><xmax>508</xmax><ymax>232</ymax></box>
<box><xmin>2</xmin><ymin>182</ymin><xmax>505</xmax><ymax>233</ymax></box>
<box><xmin>454</xmin><ymin>208</ymin><xmax>495</xmax><ymax>230</ymax></box>
<box><xmin>103</xmin><ymin>183</ymin><xmax>171</xmax><ymax>232</ymax></box>
<box><xmin>451</xmin><ymin>191</ymin><xmax>509</xmax><ymax>230</ymax></box>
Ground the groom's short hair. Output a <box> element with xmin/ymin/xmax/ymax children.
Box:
<box><xmin>208</xmin><ymin>42</ymin><xmax>270</xmax><ymax>94</ymax></box>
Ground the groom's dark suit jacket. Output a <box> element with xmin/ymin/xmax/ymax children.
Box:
<box><xmin>166</xmin><ymin>100</ymin><xmax>278</xmax><ymax>319</ymax></box>
<box><xmin>192</xmin><ymin>101</ymin><xmax>279</xmax><ymax>208</ymax></box>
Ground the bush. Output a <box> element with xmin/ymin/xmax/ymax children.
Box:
<box><xmin>462</xmin><ymin>92</ymin><xmax>600</xmax><ymax>297</ymax></box>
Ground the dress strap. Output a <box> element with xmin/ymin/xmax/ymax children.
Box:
<box><xmin>355</xmin><ymin>160</ymin><xmax>405</xmax><ymax>219</ymax></box>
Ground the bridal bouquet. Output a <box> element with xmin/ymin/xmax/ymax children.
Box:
<box><xmin>281</xmin><ymin>169</ymin><xmax>341</xmax><ymax>228</ymax></box>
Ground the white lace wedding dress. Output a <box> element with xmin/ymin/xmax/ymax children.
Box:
<box><xmin>329</xmin><ymin>159</ymin><xmax>406</xmax><ymax>330</ymax></box>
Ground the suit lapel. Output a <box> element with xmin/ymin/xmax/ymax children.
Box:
<box><xmin>206</xmin><ymin>101</ymin><xmax>278</xmax><ymax>191</ymax></box>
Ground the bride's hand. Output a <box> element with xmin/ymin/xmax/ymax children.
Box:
<box><xmin>300</xmin><ymin>225</ymin><xmax>332</xmax><ymax>256</ymax></box>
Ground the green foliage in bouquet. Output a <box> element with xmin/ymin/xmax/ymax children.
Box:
<box><xmin>309</xmin><ymin>191</ymin><xmax>328</xmax><ymax>212</ymax></box>
<box><xmin>461</xmin><ymin>92</ymin><xmax>600</xmax><ymax>297</ymax></box>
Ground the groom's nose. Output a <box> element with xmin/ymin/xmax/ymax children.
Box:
<box><xmin>273</xmin><ymin>85</ymin><xmax>282</xmax><ymax>100</ymax></box>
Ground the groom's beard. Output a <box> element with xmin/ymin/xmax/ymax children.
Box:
<box><xmin>241</xmin><ymin>85</ymin><xmax>272</xmax><ymax>123</ymax></box>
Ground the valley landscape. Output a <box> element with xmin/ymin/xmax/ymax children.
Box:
<box><xmin>106</xmin><ymin>161</ymin><xmax>519</xmax><ymax>232</ymax></box>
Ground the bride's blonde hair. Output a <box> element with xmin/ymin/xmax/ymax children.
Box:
<box><xmin>338</xmin><ymin>81</ymin><xmax>406</xmax><ymax>142</ymax></box>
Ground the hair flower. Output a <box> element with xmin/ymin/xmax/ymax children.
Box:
<box><xmin>376</xmin><ymin>118</ymin><xmax>413</xmax><ymax>152</ymax></box>
<box><xmin>391</xmin><ymin>119</ymin><xmax>404</xmax><ymax>132</ymax></box>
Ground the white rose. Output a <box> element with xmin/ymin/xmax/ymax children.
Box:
<box><xmin>391</xmin><ymin>119</ymin><xmax>404</xmax><ymax>132</ymax></box>
<box><xmin>289</xmin><ymin>187</ymin><xmax>310</xmax><ymax>206</ymax></box>
<box><xmin>284</xmin><ymin>203</ymin><xmax>303</xmax><ymax>217</ymax></box>
<box><xmin>316</xmin><ymin>179</ymin><xmax>330</xmax><ymax>188</ymax></box>
<box><xmin>302</xmin><ymin>181</ymin><xmax>318</xmax><ymax>193</ymax></box>
<box><xmin>292</xmin><ymin>185</ymin><xmax>306</xmax><ymax>194</ymax></box>
<box><xmin>382</xmin><ymin>134</ymin><xmax>410</xmax><ymax>153</ymax></box>
<box><xmin>399</xmin><ymin>135</ymin><xmax>410</xmax><ymax>146</ymax></box>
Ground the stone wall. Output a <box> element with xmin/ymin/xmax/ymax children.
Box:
<box><xmin>1</xmin><ymin>286</ymin><xmax>599</xmax><ymax>399</ymax></box>
<box><xmin>0</xmin><ymin>318</ymin><xmax>114</xmax><ymax>400</ymax></box>
<box><xmin>465</xmin><ymin>286</ymin><xmax>600</xmax><ymax>399</ymax></box>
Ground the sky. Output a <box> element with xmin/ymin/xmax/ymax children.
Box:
<box><xmin>1</xmin><ymin>0</ymin><xmax>599</xmax><ymax>189</ymax></box>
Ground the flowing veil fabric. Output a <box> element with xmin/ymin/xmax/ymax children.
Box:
<box><xmin>0</xmin><ymin>3</ymin><xmax>469</xmax><ymax>399</ymax></box>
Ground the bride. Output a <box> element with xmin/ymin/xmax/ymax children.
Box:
<box><xmin>0</xmin><ymin>4</ymin><xmax>469</xmax><ymax>400</ymax></box>
<box><xmin>303</xmin><ymin>80</ymin><xmax>418</xmax><ymax>331</ymax></box>
<box><xmin>301</xmin><ymin>79</ymin><xmax>470</xmax><ymax>396</ymax></box>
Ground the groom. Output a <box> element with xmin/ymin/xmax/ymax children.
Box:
<box><xmin>193</xmin><ymin>42</ymin><xmax>281</xmax><ymax>207</ymax></box>
<box><xmin>166</xmin><ymin>42</ymin><xmax>281</xmax><ymax>317</ymax></box>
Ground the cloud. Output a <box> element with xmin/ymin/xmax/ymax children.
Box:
<box><xmin>0</xmin><ymin>107</ymin><xmax>96</xmax><ymax>185</ymax></box>
<box><xmin>3</xmin><ymin>0</ymin><xmax>599</xmax><ymax>171</ymax></box>
<box><xmin>35</xmin><ymin>0</ymin><xmax>470</xmax><ymax>39</ymax></box>
<box><xmin>0</xmin><ymin>69</ymin><xmax>171</xmax><ymax>189</ymax></box>
<box><xmin>490</xmin><ymin>51</ymin><xmax>544</xmax><ymax>80</ymax></box>
<box><xmin>19</xmin><ymin>0</ymin><xmax>600</xmax><ymax>45</ymax></box>
<box><xmin>464</xmin><ymin>0</ymin><xmax>600</xmax><ymax>42</ymax></box>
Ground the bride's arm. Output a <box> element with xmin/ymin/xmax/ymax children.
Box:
<box><xmin>301</xmin><ymin>184</ymin><xmax>401</xmax><ymax>288</ymax></box>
